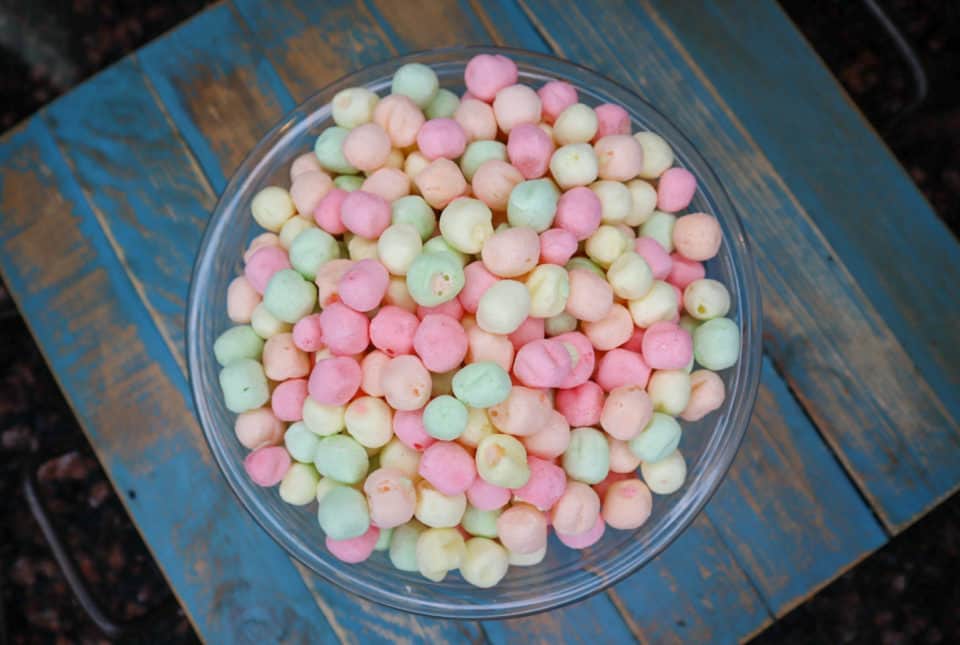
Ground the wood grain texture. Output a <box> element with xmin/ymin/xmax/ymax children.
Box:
<box><xmin>232</xmin><ymin>0</ymin><xmax>397</xmax><ymax>103</ymax></box>
<box><xmin>705</xmin><ymin>358</ymin><xmax>886</xmax><ymax>614</ymax></box>
<box><xmin>0</xmin><ymin>119</ymin><xmax>339</xmax><ymax>644</ymax></box>
<box><xmin>138</xmin><ymin>3</ymin><xmax>296</xmax><ymax>192</ymax></box>
<box><xmin>41</xmin><ymin>11</ymin><xmax>486</xmax><ymax>644</ymax></box>
<box><xmin>648</xmin><ymin>0</ymin><xmax>960</xmax><ymax>422</ymax></box>
<box><xmin>512</xmin><ymin>0</ymin><xmax>960</xmax><ymax>532</ymax></box>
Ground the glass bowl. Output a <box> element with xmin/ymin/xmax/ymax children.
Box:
<box><xmin>187</xmin><ymin>46</ymin><xmax>761</xmax><ymax>620</ymax></box>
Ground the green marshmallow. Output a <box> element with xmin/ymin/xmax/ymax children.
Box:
<box><xmin>423</xmin><ymin>395</ymin><xmax>468</xmax><ymax>440</ymax></box>
<box><xmin>422</xmin><ymin>236</ymin><xmax>468</xmax><ymax>266</ymax></box>
<box><xmin>374</xmin><ymin>527</ymin><xmax>394</xmax><ymax>551</ymax></box>
<box><xmin>629</xmin><ymin>413</ymin><xmax>682</xmax><ymax>463</ymax></box>
<box><xmin>389</xmin><ymin>520</ymin><xmax>426</xmax><ymax>572</ymax></box>
<box><xmin>317</xmin><ymin>484</ymin><xmax>370</xmax><ymax>540</ymax></box>
<box><xmin>452</xmin><ymin>362</ymin><xmax>512</xmax><ymax>408</ymax></box>
<box><xmin>693</xmin><ymin>317</ymin><xmax>740</xmax><ymax>370</ymax></box>
<box><xmin>391</xmin><ymin>63</ymin><xmax>439</xmax><ymax>108</ymax></box>
<box><xmin>507</xmin><ymin>179</ymin><xmax>560</xmax><ymax>232</ymax></box>
<box><xmin>313</xmin><ymin>434</ymin><xmax>369</xmax><ymax>484</ymax></box>
<box><xmin>314</xmin><ymin>127</ymin><xmax>357</xmax><ymax>175</ymax></box>
<box><xmin>459</xmin><ymin>140</ymin><xmax>508</xmax><ymax>181</ymax></box>
<box><xmin>562</xmin><ymin>427</ymin><xmax>610</xmax><ymax>484</ymax></box>
<box><xmin>285</xmin><ymin>422</ymin><xmax>321</xmax><ymax>463</ymax></box>
<box><xmin>425</xmin><ymin>88</ymin><xmax>460</xmax><ymax>119</ymax></box>
<box><xmin>213</xmin><ymin>325</ymin><xmax>264</xmax><ymax>366</ymax></box>
<box><xmin>462</xmin><ymin>505</ymin><xmax>500</xmax><ymax>538</ymax></box>
<box><xmin>333</xmin><ymin>174</ymin><xmax>363</xmax><ymax>192</ymax></box>
<box><xmin>565</xmin><ymin>256</ymin><xmax>605</xmax><ymax>278</ymax></box>
<box><xmin>263</xmin><ymin>269</ymin><xmax>317</xmax><ymax>324</ymax></box>
<box><xmin>289</xmin><ymin>228</ymin><xmax>340</xmax><ymax>280</ymax></box>
<box><xmin>218</xmin><ymin>359</ymin><xmax>269</xmax><ymax>413</ymax></box>
<box><xmin>405</xmin><ymin>251</ymin><xmax>465</xmax><ymax>306</ymax></box>
<box><xmin>392</xmin><ymin>195</ymin><xmax>437</xmax><ymax>240</ymax></box>
<box><xmin>640</xmin><ymin>211</ymin><xmax>677</xmax><ymax>252</ymax></box>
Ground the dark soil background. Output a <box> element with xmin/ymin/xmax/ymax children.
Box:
<box><xmin>0</xmin><ymin>1</ymin><xmax>957</xmax><ymax>643</ymax></box>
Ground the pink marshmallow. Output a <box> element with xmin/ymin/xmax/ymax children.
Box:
<box><xmin>244</xmin><ymin>446</ymin><xmax>291</xmax><ymax>487</ymax></box>
<box><xmin>227</xmin><ymin>276</ymin><xmax>261</xmax><ymax>323</ymax></box>
<box><xmin>417</xmin><ymin>118</ymin><xmax>468</xmax><ymax>160</ymax></box>
<box><xmin>641</xmin><ymin>321</ymin><xmax>693</xmax><ymax>370</ymax></box>
<box><xmin>369</xmin><ymin>305</ymin><xmax>419</xmax><ymax>357</ymax></box>
<box><xmin>595</xmin><ymin>348</ymin><xmax>651</xmax><ymax>392</ymax></box>
<box><xmin>593</xmin><ymin>103</ymin><xmax>631</xmax><ymax>140</ymax></box>
<box><xmin>413</xmin><ymin>313</ymin><xmax>468</xmax><ymax>373</ymax></box>
<box><xmin>555</xmin><ymin>381</ymin><xmax>605</xmax><ymax>427</ymax></box>
<box><xmin>507</xmin><ymin>123</ymin><xmax>554</xmax><ymax>179</ymax></box>
<box><xmin>467</xmin><ymin>477</ymin><xmax>512</xmax><ymax>511</ymax></box>
<box><xmin>244</xmin><ymin>245</ymin><xmax>291</xmax><ymax>294</ymax></box>
<box><xmin>565</xmin><ymin>269</ymin><xmax>613</xmax><ymax>323</ymax></box>
<box><xmin>465</xmin><ymin>54</ymin><xmax>519</xmax><ymax>102</ymax></box>
<box><xmin>539</xmin><ymin>228</ymin><xmax>578</xmax><ymax>265</ymax></box>
<box><xmin>326</xmin><ymin>526</ymin><xmax>380</xmax><ymax>563</ymax></box>
<box><xmin>393</xmin><ymin>408</ymin><xmax>435</xmax><ymax>451</ymax></box>
<box><xmin>417</xmin><ymin>298</ymin><xmax>464</xmax><ymax>321</ymax></box>
<box><xmin>592</xmin><ymin>471</ymin><xmax>632</xmax><ymax>499</ymax></box>
<box><xmin>360</xmin><ymin>350</ymin><xmax>390</xmax><ymax>397</ymax></box>
<box><xmin>459</xmin><ymin>261</ymin><xmax>500</xmax><ymax>313</ymax></box>
<box><xmin>667</xmin><ymin>252</ymin><xmax>707</xmax><ymax>291</ymax></box>
<box><xmin>338</xmin><ymin>259</ymin><xmax>389</xmax><ymax>312</ymax></box>
<box><xmin>343</xmin><ymin>123</ymin><xmax>391</xmax><ymax>173</ymax></box>
<box><xmin>555</xmin><ymin>515</ymin><xmax>606</xmax><ymax>549</ymax></box>
<box><xmin>315</xmin><ymin>258</ymin><xmax>354</xmax><ymax>307</ymax></box>
<box><xmin>512</xmin><ymin>457</ymin><xmax>567</xmax><ymax>511</ymax></box>
<box><xmin>313</xmin><ymin>187</ymin><xmax>348</xmax><ymax>235</ymax></box>
<box><xmin>634</xmin><ymin>236</ymin><xmax>674</xmax><ymax>280</ymax></box>
<box><xmin>657</xmin><ymin>167</ymin><xmax>697</xmax><ymax>212</ymax></box>
<box><xmin>554</xmin><ymin>187</ymin><xmax>602</xmax><ymax>241</ymax></box>
<box><xmin>292</xmin><ymin>314</ymin><xmax>324</xmax><ymax>352</ymax></box>
<box><xmin>308</xmin><ymin>356</ymin><xmax>361</xmax><ymax>405</ymax></box>
<box><xmin>508</xmin><ymin>316</ymin><xmax>545</xmax><ymax>350</ymax></box>
<box><xmin>340</xmin><ymin>190</ymin><xmax>391</xmax><ymax>239</ymax></box>
<box><xmin>522</xmin><ymin>410</ymin><xmax>571</xmax><ymax>460</ymax></box>
<box><xmin>513</xmin><ymin>339</ymin><xmax>573</xmax><ymax>388</ymax></box>
<box><xmin>361</xmin><ymin>168</ymin><xmax>410</xmax><ymax>203</ymax></box>
<box><xmin>553</xmin><ymin>331</ymin><xmax>596</xmax><ymax>389</ymax></box>
<box><xmin>418</xmin><ymin>442</ymin><xmax>477</xmax><ymax>495</ymax></box>
<box><xmin>271</xmin><ymin>378</ymin><xmax>308</xmax><ymax>421</ymax></box>
<box><xmin>497</xmin><ymin>504</ymin><xmax>548</xmax><ymax>554</ymax></box>
<box><xmin>538</xmin><ymin>80</ymin><xmax>578</xmax><ymax>124</ymax></box>
<box><xmin>621</xmin><ymin>326</ymin><xmax>645</xmax><ymax>353</ymax></box>
<box><xmin>318</xmin><ymin>302</ymin><xmax>369</xmax><ymax>355</ymax></box>
<box><xmin>466</xmin><ymin>325</ymin><xmax>515</xmax><ymax>373</ymax></box>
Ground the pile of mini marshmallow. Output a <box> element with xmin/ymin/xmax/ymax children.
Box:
<box><xmin>215</xmin><ymin>53</ymin><xmax>740</xmax><ymax>588</ymax></box>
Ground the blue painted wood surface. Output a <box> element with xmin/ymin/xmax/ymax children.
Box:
<box><xmin>138</xmin><ymin>3</ymin><xmax>297</xmax><ymax>192</ymax></box>
<box><xmin>510</xmin><ymin>0</ymin><xmax>959</xmax><ymax>532</ymax></box>
<box><xmin>0</xmin><ymin>0</ymin><xmax>955</xmax><ymax>642</ymax></box>
<box><xmin>0</xmin><ymin>119</ymin><xmax>339</xmax><ymax>644</ymax></box>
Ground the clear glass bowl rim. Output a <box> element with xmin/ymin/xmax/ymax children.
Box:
<box><xmin>186</xmin><ymin>45</ymin><xmax>762</xmax><ymax>620</ymax></box>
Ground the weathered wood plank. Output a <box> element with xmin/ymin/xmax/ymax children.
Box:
<box><xmin>705</xmin><ymin>358</ymin><xmax>886</xmax><ymax>615</ymax></box>
<box><xmin>648</xmin><ymin>0</ymin><xmax>960</xmax><ymax>421</ymax></box>
<box><xmin>0</xmin><ymin>119</ymin><xmax>339</xmax><ymax>644</ymax></box>
<box><xmin>46</xmin><ymin>15</ymin><xmax>485</xmax><ymax>645</ymax></box>
<box><xmin>138</xmin><ymin>2</ymin><xmax>296</xmax><ymax>192</ymax></box>
<box><xmin>232</xmin><ymin>0</ymin><xmax>397</xmax><ymax>103</ymax></box>
<box><xmin>513</xmin><ymin>0</ymin><xmax>960</xmax><ymax>531</ymax></box>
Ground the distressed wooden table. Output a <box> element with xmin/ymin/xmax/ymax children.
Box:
<box><xmin>2</xmin><ymin>1</ymin><xmax>958</xmax><ymax>642</ymax></box>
